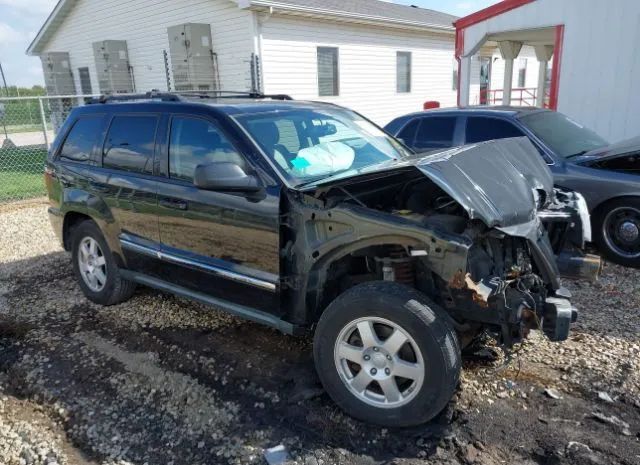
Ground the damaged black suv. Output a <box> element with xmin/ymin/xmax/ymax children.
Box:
<box><xmin>45</xmin><ymin>92</ymin><xmax>598</xmax><ymax>427</ymax></box>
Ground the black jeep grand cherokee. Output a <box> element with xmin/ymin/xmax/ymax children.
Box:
<box><xmin>45</xmin><ymin>92</ymin><xmax>595</xmax><ymax>427</ymax></box>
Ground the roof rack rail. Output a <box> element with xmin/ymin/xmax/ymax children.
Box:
<box><xmin>87</xmin><ymin>90</ymin><xmax>294</xmax><ymax>105</ymax></box>
<box><xmin>88</xmin><ymin>90</ymin><xmax>181</xmax><ymax>104</ymax></box>
<box><xmin>178</xmin><ymin>90</ymin><xmax>293</xmax><ymax>100</ymax></box>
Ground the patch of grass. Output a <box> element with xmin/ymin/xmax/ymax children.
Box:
<box><xmin>0</xmin><ymin>146</ymin><xmax>48</xmax><ymax>202</ymax></box>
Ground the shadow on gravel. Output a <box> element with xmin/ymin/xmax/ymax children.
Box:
<box><xmin>1</xmin><ymin>251</ymin><xmax>639</xmax><ymax>465</ymax></box>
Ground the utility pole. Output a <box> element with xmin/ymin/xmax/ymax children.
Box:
<box><xmin>0</xmin><ymin>60</ymin><xmax>9</xmax><ymax>97</ymax></box>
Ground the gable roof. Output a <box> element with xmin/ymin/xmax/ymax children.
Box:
<box><xmin>27</xmin><ymin>0</ymin><xmax>457</xmax><ymax>55</ymax></box>
<box><xmin>247</xmin><ymin>0</ymin><xmax>458</xmax><ymax>30</ymax></box>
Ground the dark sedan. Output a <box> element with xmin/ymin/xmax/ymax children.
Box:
<box><xmin>385</xmin><ymin>107</ymin><xmax>640</xmax><ymax>268</ymax></box>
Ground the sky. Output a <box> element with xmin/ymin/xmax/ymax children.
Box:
<box><xmin>0</xmin><ymin>0</ymin><xmax>499</xmax><ymax>88</ymax></box>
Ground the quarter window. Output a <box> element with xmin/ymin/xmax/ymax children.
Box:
<box><xmin>169</xmin><ymin>117</ymin><xmax>245</xmax><ymax>182</ymax></box>
<box><xmin>317</xmin><ymin>47</ymin><xmax>339</xmax><ymax>97</ymax></box>
<box><xmin>59</xmin><ymin>116</ymin><xmax>103</xmax><ymax>163</ymax></box>
<box><xmin>396</xmin><ymin>119</ymin><xmax>420</xmax><ymax>147</ymax></box>
<box><xmin>103</xmin><ymin>115</ymin><xmax>158</xmax><ymax>173</ymax></box>
<box><xmin>396</xmin><ymin>52</ymin><xmax>412</xmax><ymax>93</ymax></box>
<box><xmin>414</xmin><ymin>117</ymin><xmax>457</xmax><ymax>150</ymax></box>
<box><xmin>465</xmin><ymin>117</ymin><xmax>525</xmax><ymax>144</ymax></box>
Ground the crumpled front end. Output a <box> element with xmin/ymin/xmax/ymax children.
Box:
<box><xmin>294</xmin><ymin>138</ymin><xmax>592</xmax><ymax>346</ymax></box>
<box><xmin>439</xmin><ymin>216</ymin><xmax>577</xmax><ymax>346</ymax></box>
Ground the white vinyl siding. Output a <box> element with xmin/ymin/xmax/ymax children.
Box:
<box><xmin>42</xmin><ymin>0</ymin><xmax>254</xmax><ymax>94</ymax></box>
<box><xmin>260</xmin><ymin>15</ymin><xmax>457</xmax><ymax>125</ymax></box>
<box><xmin>461</xmin><ymin>0</ymin><xmax>640</xmax><ymax>142</ymax></box>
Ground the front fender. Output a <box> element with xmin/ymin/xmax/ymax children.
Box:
<box><xmin>282</xmin><ymin>196</ymin><xmax>472</xmax><ymax>324</ymax></box>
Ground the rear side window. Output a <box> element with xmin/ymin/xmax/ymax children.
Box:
<box><xmin>59</xmin><ymin>116</ymin><xmax>103</xmax><ymax>163</ymax></box>
<box><xmin>465</xmin><ymin>117</ymin><xmax>524</xmax><ymax>144</ymax></box>
<box><xmin>169</xmin><ymin>116</ymin><xmax>245</xmax><ymax>182</ymax></box>
<box><xmin>103</xmin><ymin>115</ymin><xmax>158</xmax><ymax>173</ymax></box>
<box><xmin>414</xmin><ymin>117</ymin><xmax>457</xmax><ymax>150</ymax></box>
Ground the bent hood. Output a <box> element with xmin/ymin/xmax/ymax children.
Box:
<box><xmin>415</xmin><ymin>138</ymin><xmax>553</xmax><ymax>228</ymax></box>
<box><xmin>305</xmin><ymin>137</ymin><xmax>553</xmax><ymax>229</ymax></box>
<box><xmin>571</xmin><ymin>135</ymin><xmax>640</xmax><ymax>165</ymax></box>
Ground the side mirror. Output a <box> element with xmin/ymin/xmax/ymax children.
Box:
<box><xmin>194</xmin><ymin>162</ymin><xmax>262</xmax><ymax>192</ymax></box>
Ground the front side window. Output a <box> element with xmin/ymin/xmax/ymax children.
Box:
<box><xmin>519</xmin><ymin>111</ymin><xmax>608</xmax><ymax>159</ymax></box>
<box><xmin>235</xmin><ymin>108</ymin><xmax>412</xmax><ymax>186</ymax></box>
<box><xmin>414</xmin><ymin>117</ymin><xmax>457</xmax><ymax>150</ymax></box>
<box><xmin>397</xmin><ymin>51</ymin><xmax>412</xmax><ymax>93</ymax></box>
<box><xmin>103</xmin><ymin>115</ymin><xmax>158</xmax><ymax>173</ymax></box>
<box><xmin>169</xmin><ymin>117</ymin><xmax>245</xmax><ymax>182</ymax></box>
<box><xmin>59</xmin><ymin>116</ymin><xmax>103</xmax><ymax>163</ymax></box>
<box><xmin>465</xmin><ymin>117</ymin><xmax>525</xmax><ymax>144</ymax></box>
<box><xmin>317</xmin><ymin>47</ymin><xmax>339</xmax><ymax>97</ymax></box>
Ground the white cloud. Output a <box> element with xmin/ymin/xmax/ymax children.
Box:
<box><xmin>0</xmin><ymin>22</ymin><xmax>25</xmax><ymax>46</ymax></box>
<box><xmin>453</xmin><ymin>0</ymin><xmax>498</xmax><ymax>15</ymax></box>
<box><xmin>0</xmin><ymin>0</ymin><xmax>57</xmax><ymax>14</ymax></box>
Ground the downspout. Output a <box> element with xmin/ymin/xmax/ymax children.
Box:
<box><xmin>454</xmin><ymin>27</ymin><xmax>464</xmax><ymax>107</ymax></box>
<box><xmin>251</xmin><ymin>9</ymin><xmax>271</xmax><ymax>93</ymax></box>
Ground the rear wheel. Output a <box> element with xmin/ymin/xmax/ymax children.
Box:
<box><xmin>313</xmin><ymin>281</ymin><xmax>461</xmax><ymax>427</ymax></box>
<box><xmin>594</xmin><ymin>198</ymin><xmax>640</xmax><ymax>268</ymax></box>
<box><xmin>71</xmin><ymin>220</ymin><xmax>136</xmax><ymax>305</ymax></box>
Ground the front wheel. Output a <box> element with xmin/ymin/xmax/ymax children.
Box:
<box><xmin>313</xmin><ymin>281</ymin><xmax>461</xmax><ymax>427</ymax></box>
<box><xmin>594</xmin><ymin>198</ymin><xmax>640</xmax><ymax>268</ymax></box>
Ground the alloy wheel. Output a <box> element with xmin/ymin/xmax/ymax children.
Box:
<box><xmin>78</xmin><ymin>237</ymin><xmax>108</xmax><ymax>292</ymax></box>
<box><xmin>334</xmin><ymin>317</ymin><xmax>425</xmax><ymax>408</ymax></box>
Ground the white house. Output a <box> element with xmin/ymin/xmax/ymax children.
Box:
<box><xmin>454</xmin><ymin>0</ymin><xmax>640</xmax><ymax>143</ymax></box>
<box><xmin>26</xmin><ymin>0</ymin><xmax>471</xmax><ymax>126</ymax></box>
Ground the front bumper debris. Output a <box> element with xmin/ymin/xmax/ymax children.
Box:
<box><xmin>556</xmin><ymin>252</ymin><xmax>603</xmax><ymax>282</ymax></box>
<box><xmin>543</xmin><ymin>296</ymin><xmax>578</xmax><ymax>342</ymax></box>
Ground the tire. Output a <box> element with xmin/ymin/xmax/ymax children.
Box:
<box><xmin>71</xmin><ymin>220</ymin><xmax>136</xmax><ymax>305</ymax></box>
<box><xmin>593</xmin><ymin>198</ymin><xmax>640</xmax><ymax>268</ymax></box>
<box><xmin>313</xmin><ymin>281</ymin><xmax>461</xmax><ymax>427</ymax></box>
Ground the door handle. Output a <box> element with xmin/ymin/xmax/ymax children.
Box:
<box><xmin>159</xmin><ymin>198</ymin><xmax>188</xmax><ymax>210</ymax></box>
<box><xmin>89</xmin><ymin>180</ymin><xmax>110</xmax><ymax>193</ymax></box>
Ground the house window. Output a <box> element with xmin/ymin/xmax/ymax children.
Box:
<box><xmin>518</xmin><ymin>58</ymin><xmax>527</xmax><ymax>88</ymax></box>
<box><xmin>317</xmin><ymin>47</ymin><xmax>339</xmax><ymax>96</ymax></box>
<box><xmin>396</xmin><ymin>51</ymin><xmax>412</xmax><ymax>93</ymax></box>
<box><xmin>78</xmin><ymin>67</ymin><xmax>92</xmax><ymax>95</ymax></box>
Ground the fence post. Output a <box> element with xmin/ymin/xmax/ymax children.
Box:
<box><xmin>39</xmin><ymin>97</ymin><xmax>49</xmax><ymax>148</ymax></box>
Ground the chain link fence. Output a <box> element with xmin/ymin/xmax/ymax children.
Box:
<box><xmin>0</xmin><ymin>94</ymin><xmax>98</xmax><ymax>203</ymax></box>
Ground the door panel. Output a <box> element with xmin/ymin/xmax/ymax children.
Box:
<box><xmin>157</xmin><ymin>184</ymin><xmax>280</xmax><ymax>313</ymax></box>
<box><xmin>156</xmin><ymin>115</ymin><xmax>280</xmax><ymax>314</ymax></box>
<box><xmin>97</xmin><ymin>113</ymin><xmax>161</xmax><ymax>274</ymax></box>
<box><xmin>91</xmin><ymin>167</ymin><xmax>160</xmax><ymax>275</ymax></box>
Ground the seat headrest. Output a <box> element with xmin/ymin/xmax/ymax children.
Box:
<box><xmin>250</xmin><ymin>121</ymin><xmax>280</xmax><ymax>148</ymax></box>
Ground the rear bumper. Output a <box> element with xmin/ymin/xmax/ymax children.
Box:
<box><xmin>47</xmin><ymin>207</ymin><xmax>65</xmax><ymax>248</ymax></box>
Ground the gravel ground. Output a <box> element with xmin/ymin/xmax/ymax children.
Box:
<box><xmin>0</xmin><ymin>201</ymin><xmax>639</xmax><ymax>465</ymax></box>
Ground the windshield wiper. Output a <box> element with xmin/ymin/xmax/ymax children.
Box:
<box><xmin>565</xmin><ymin>150</ymin><xmax>589</xmax><ymax>159</ymax></box>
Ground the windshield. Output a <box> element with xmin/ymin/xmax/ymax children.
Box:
<box><xmin>234</xmin><ymin>107</ymin><xmax>412</xmax><ymax>186</ymax></box>
<box><xmin>519</xmin><ymin>111</ymin><xmax>608</xmax><ymax>159</ymax></box>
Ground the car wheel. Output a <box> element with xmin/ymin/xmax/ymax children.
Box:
<box><xmin>313</xmin><ymin>281</ymin><xmax>461</xmax><ymax>427</ymax></box>
<box><xmin>594</xmin><ymin>198</ymin><xmax>640</xmax><ymax>268</ymax></box>
<box><xmin>71</xmin><ymin>220</ymin><xmax>136</xmax><ymax>305</ymax></box>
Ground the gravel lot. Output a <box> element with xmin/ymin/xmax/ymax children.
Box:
<box><xmin>0</xmin><ymin>200</ymin><xmax>639</xmax><ymax>465</ymax></box>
